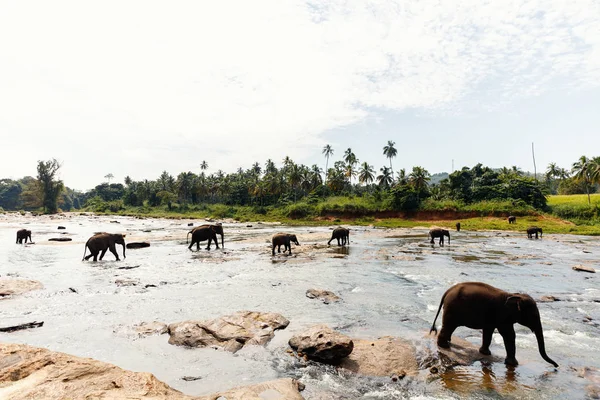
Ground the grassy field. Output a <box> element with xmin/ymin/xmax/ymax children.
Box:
<box><xmin>547</xmin><ymin>194</ymin><xmax>600</xmax><ymax>205</ymax></box>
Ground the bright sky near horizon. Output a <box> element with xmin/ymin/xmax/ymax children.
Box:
<box><xmin>1</xmin><ymin>0</ymin><xmax>599</xmax><ymax>190</ymax></box>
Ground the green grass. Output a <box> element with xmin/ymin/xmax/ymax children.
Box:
<box><xmin>548</xmin><ymin>194</ymin><xmax>600</xmax><ymax>205</ymax></box>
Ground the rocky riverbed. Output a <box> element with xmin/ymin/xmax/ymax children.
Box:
<box><xmin>1</xmin><ymin>212</ymin><xmax>599</xmax><ymax>398</ymax></box>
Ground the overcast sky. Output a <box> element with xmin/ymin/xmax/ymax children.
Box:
<box><xmin>1</xmin><ymin>0</ymin><xmax>599</xmax><ymax>190</ymax></box>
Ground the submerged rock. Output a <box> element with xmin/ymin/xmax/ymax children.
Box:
<box><xmin>168</xmin><ymin>311</ymin><xmax>289</xmax><ymax>352</ymax></box>
<box><xmin>0</xmin><ymin>343</ymin><xmax>194</xmax><ymax>399</ymax></box>
<box><xmin>0</xmin><ymin>278</ymin><xmax>43</xmax><ymax>299</ymax></box>
<box><xmin>126</xmin><ymin>242</ymin><xmax>151</xmax><ymax>249</ymax></box>
<box><xmin>48</xmin><ymin>237</ymin><xmax>72</xmax><ymax>242</ymax></box>
<box><xmin>306</xmin><ymin>289</ymin><xmax>341</xmax><ymax>304</ymax></box>
<box><xmin>289</xmin><ymin>325</ymin><xmax>354</xmax><ymax>364</ymax></box>
<box><xmin>539</xmin><ymin>295</ymin><xmax>560</xmax><ymax>302</ymax></box>
<box><xmin>425</xmin><ymin>332</ymin><xmax>502</xmax><ymax>368</ymax></box>
<box><xmin>573</xmin><ymin>366</ymin><xmax>600</xmax><ymax>399</ymax></box>
<box><xmin>197</xmin><ymin>378</ymin><xmax>304</xmax><ymax>400</ymax></box>
<box><xmin>573</xmin><ymin>265</ymin><xmax>596</xmax><ymax>273</ymax></box>
<box><xmin>134</xmin><ymin>321</ymin><xmax>168</xmax><ymax>337</ymax></box>
<box><xmin>338</xmin><ymin>336</ymin><xmax>418</xmax><ymax>376</ymax></box>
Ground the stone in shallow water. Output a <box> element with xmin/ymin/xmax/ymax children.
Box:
<box><xmin>289</xmin><ymin>325</ymin><xmax>353</xmax><ymax>363</ymax></box>
<box><xmin>168</xmin><ymin>311</ymin><xmax>289</xmax><ymax>352</ymax></box>
<box><xmin>573</xmin><ymin>265</ymin><xmax>596</xmax><ymax>273</ymax></box>
<box><xmin>338</xmin><ymin>336</ymin><xmax>419</xmax><ymax>376</ymax></box>
<box><xmin>0</xmin><ymin>278</ymin><xmax>43</xmax><ymax>299</ymax></box>
<box><xmin>305</xmin><ymin>289</ymin><xmax>341</xmax><ymax>304</ymax></box>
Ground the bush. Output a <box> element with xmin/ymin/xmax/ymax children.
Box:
<box><xmin>286</xmin><ymin>203</ymin><xmax>316</xmax><ymax>218</ymax></box>
<box><xmin>388</xmin><ymin>185</ymin><xmax>421</xmax><ymax>211</ymax></box>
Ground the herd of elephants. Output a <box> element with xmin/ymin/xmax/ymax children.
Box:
<box><xmin>12</xmin><ymin>214</ymin><xmax>558</xmax><ymax>371</ymax></box>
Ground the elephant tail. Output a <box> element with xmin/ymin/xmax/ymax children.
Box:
<box><xmin>187</xmin><ymin>230</ymin><xmax>192</xmax><ymax>244</ymax></box>
<box><xmin>82</xmin><ymin>239</ymin><xmax>89</xmax><ymax>261</ymax></box>
<box><xmin>429</xmin><ymin>292</ymin><xmax>446</xmax><ymax>335</ymax></box>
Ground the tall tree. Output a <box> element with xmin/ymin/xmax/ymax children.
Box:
<box><xmin>200</xmin><ymin>161</ymin><xmax>208</xmax><ymax>171</ymax></box>
<box><xmin>358</xmin><ymin>162</ymin><xmax>375</xmax><ymax>185</ymax></box>
<box><xmin>377</xmin><ymin>166</ymin><xmax>393</xmax><ymax>188</ymax></box>
<box><xmin>408</xmin><ymin>166</ymin><xmax>431</xmax><ymax>196</ymax></box>
<box><xmin>383</xmin><ymin>140</ymin><xmax>397</xmax><ymax>177</ymax></box>
<box><xmin>322</xmin><ymin>144</ymin><xmax>334</xmax><ymax>181</ymax></box>
<box><xmin>104</xmin><ymin>173</ymin><xmax>114</xmax><ymax>184</ymax></box>
<box><xmin>37</xmin><ymin>159</ymin><xmax>64</xmax><ymax>214</ymax></box>
<box><xmin>572</xmin><ymin>156</ymin><xmax>593</xmax><ymax>204</ymax></box>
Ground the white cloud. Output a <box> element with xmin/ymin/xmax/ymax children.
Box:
<box><xmin>0</xmin><ymin>0</ymin><xmax>599</xmax><ymax>188</ymax></box>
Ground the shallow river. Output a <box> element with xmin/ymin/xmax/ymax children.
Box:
<box><xmin>1</xmin><ymin>214</ymin><xmax>599</xmax><ymax>399</ymax></box>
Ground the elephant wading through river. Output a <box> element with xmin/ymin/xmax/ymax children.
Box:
<box><xmin>429</xmin><ymin>228</ymin><xmax>450</xmax><ymax>246</ymax></box>
<box><xmin>82</xmin><ymin>233</ymin><xmax>126</xmax><ymax>261</ymax></box>
<box><xmin>527</xmin><ymin>226</ymin><xmax>543</xmax><ymax>239</ymax></box>
<box><xmin>272</xmin><ymin>233</ymin><xmax>300</xmax><ymax>256</ymax></box>
<box><xmin>16</xmin><ymin>229</ymin><xmax>32</xmax><ymax>244</ymax></box>
<box><xmin>430</xmin><ymin>282</ymin><xmax>558</xmax><ymax>367</ymax></box>
<box><xmin>328</xmin><ymin>227</ymin><xmax>349</xmax><ymax>246</ymax></box>
<box><xmin>187</xmin><ymin>224</ymin><xmax>224</xmax><ymax>251</ymax></box>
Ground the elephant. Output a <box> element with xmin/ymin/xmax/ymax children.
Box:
<box><xmin>508</xmin><ymin>216</ymin><xmax>516</xmax><ymax>224</ymax></box>
<box><xmin>429</xmin><ymin>228</ymin><xmax>450</xmax><ymax>246</ymax></box>
<box><xmin>455</xmin><ymin>222</ymin><xmax>461</xmax><ymax>232</ymax></box>
<box><xmin>82</xmin><ymin>233</ymin><xmax>126</xmax><ymax>261</ymax></box>
<box><xmin>272</xmin><ymin>233</ymin><xmax>300</xmax><ymax>256</ymax></box>
<box><xmin>16</xmin><ymin>229</ymin><xmax>32</xmax><ymax>244</ymax></box>
<box><xmin>527</xmin><ymin>227</ymin><xmax>543</xmax><ymax>239</ymax></box>
<box><xmin>328</xmin><ymin>227</ymin><xmax>349</xmax><ymax>246</ymax></box>
<box><xmin>429</xmin><ymin>282</ymin><xmax>558</xmax><ymax>368</ymax></box>
<box><xmin>187</xmin><ymin>224</ymin><xmax>224</xmax><ymax>251</ymax></box>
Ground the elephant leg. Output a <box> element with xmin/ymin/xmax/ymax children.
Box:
<box><xmin>277</xmin><ymin>244</ymin><xmax>281</xmax><ymax>253</ymax></box>
<box><xmin>337</xmin><ymin>237</ymin><xmax>341</xmax><ymax>246</ymax></box>
<box><xmin>327</xmin><ymin>238</ymin><xmax>333</xmax><ymax>245</ymax></box>
<box><xmin>272</xmin><ymin>245</ymin><xmax>276</xmax><ymax>256</ymax></box>
<box><xmin>84</xmin><ymin>250</ymin><xmax>94</xmax><ymax>261</ymax></box>
<box><xmin>479</xmin><ymin>326</ymin><xmax>494</xmax><ymax>355</ymax></box>
<box><xmin>99</xmin><ymin>248</ymin><xmax>108</xmax><ymax>260</ymax></box>
<box><xmin>437</xmin><ymin>323</ymin><xmax>456</xmax><ymax>348</ymax></box>
<box><xmin>92</xmin><ymin>251</ymin><xmax>99</xmax><ymax>262</ymax></box>
<box><xmin>188</xmin><ymin>241</ymin><xmax>194</xmax><ymax>250</ymax></box>
<box><xmin>497</xmin><ymin>325</ymin><xmax>518</xmax><ymax>366</ymax></box>
<box><xmin>196</xmin><ymin>240</ymin><xmax>200</xmax><ymax>251</ymax></box>
<box><xmin>108</xmin><ymin>245</ymin><xmax>120</xmax><ymax>260</ymax></box>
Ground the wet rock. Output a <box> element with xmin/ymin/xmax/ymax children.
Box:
<box><xmin>539</xmin><ymin>295</ymin><xmax>560</xmax><ymax>302</ymax></box>
<box><xmin>246</xmin><ymin>224</ymin><xmax>253</xmax><ymax>227</ymax></box>
<box><xmin>48</xmin><ymin>237</ymin><xmax>72</xmax><ymax>242</ymax></box>
<box><xmin>134</xmin><ymin>321</ymin><xmax>168</xmax><ymax>337</ymax></box>
<box><xmin>0</xmin><ymin>343</ymin><xmax>194</xmax><ymax>399</ymax></box>
<box><xmin>188</xmin><ymin>223</ymin><xmax>194</xmax><ymax>226</ymax></box>
<box><xmin>425</xmin><ymin>332</ymin><xmax>502</xmax><ymax>367</ymax></box>
<box><xmin>573</xmin><ymin>265</ymin><xmax>596</xmax><ymax>273</ymax></box>
<box><xmin>197</xmin><ymin>378</ymin><xmax>304</xmax><ymax>400</ymax></box>
<box><xmin>126</xmin><ymin>242</ymin><xmax>151</xmax><ymax>249</ymax></box>
<box><xmin>110</xmin><ymin>220</ymin><xmax>120</xmax><ymax>224</ymax></box>
<box><xmin>181</xmin><ymin>376</ymin><xmax>202</xmax><ymax>381</ymax></box>
<box><xmin>338</xmin><ymin>336</ymin><xmax>418</xmax><ymax>376</ymax></box>
<box><xmin>115</xmin><ymin>279</ymin><xmax>139</xmax><ymax>287</ymax></box>
<box><xmin>306</xmin><ymin>289</ymin><xmax>341</xmax><ymax>304</ymax></box>
<box><xmin>57</xmin><ymin>226</ymin><xmax>66</xmax><ymax>229</ymax></box>
<box><xmin>573</xmin><ymin>366</ymin><xmax>600</xmax><ymax>399</ymax></box>
<box><xmin>168</xmin><ymin>311</ymin><xmax>289</xmax><ymax>353</ymax></box>
<box><xmin>0</xmin><ymin>278</ymin><xmax>43</xmax><ymax>299</ymax></box>
<box><xmin>289</xmin><ymin>325</ymin><xmax>353</xmax><ymax>363</ymax></box>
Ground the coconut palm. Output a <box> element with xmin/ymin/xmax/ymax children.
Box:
<box><xmin>572</xmin><ymin>156</ymin><xmax>593</xmax><ymax>204</ymax></box>
<box><xmin>343</xmin><ymin>148</ymin><xmax>358</xmax><ymax>184</ymax></box>
<box><xmin>200</xmin><ymin>161</ymin><xmax>208</xmax><ymax>171</ymax></box>
<box><xmin>322</xmin><ymin>144</ymin><xmax>334</xmax><ymax>181</ymax></box>
<box><xmin>358</xmin><ymin>162</ymin><xmax>375</xmax><ymax>185</ymax></box>
<box><xmin>377</xmin><ymin>166</ymin><xmax>393</xmax><ymax>188</ymax></box>
<box><xmin>396</xmin><ymin>168</ymin><xmax>407</xmax><ymax>185</ymax></box>
<box><xmin>383</xmin><ymin>141</ymin><xmax>397</xmax><ymax>175</ymax></box>
<box><xmin>409</xmin><ymin>166</ymin><xmax>430</xmax><ymax>193</ymax></box>
<box><xmin>546</xmin><ymin>163</ymin><xmax>560</xmax><ymax>182</ymax></box>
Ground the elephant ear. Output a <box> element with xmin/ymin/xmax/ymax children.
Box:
<box><xmin>505</xmin><ymin>295</ymin><xmax>523</xmax><ymax>319</ymax></box>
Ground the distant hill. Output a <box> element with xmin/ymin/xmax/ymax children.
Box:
<box><xmin>430</xmin><ymin>172</ymin><xmax>449</xmax><ymax>185</ymax></box>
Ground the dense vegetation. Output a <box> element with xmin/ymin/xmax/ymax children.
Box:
<box><xmin>1</xmin><ymin>150</ymin><xmax>599</xmax><ymax>229</ymax></box>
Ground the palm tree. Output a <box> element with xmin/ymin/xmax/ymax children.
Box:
<box><xmin>590</xmin><ymin>157</ymin><xmax>600</xmax><ymax>188</ymax></box>
<box><xmin>572</xmin><ymin>156</ymin><xmax>592</xmax><ymax>204</ymax></box>
<box><xmin>343</xmin><ymin>148</ymin><xmax>358</xmax><ymax>184</ymax></box>
<box><xmin>546</xmin><ymin>162</ymin><xmax>560</xmax><ymax>182</ymax></box>
<box><xmin>322</xmin><ymin>144</ymin><xmax>334</xmax><ymax>181</ymax></box>
<box><xmin>310</xmin><ymin>165</ymin><xmax>323</xmax><ymax>189</ymax></box>
<box><xmin>396</xmin><ymin>168</ymin><xmax>407</xmax><ymax>185</ymax></box>
<box><xmin>409</xmin><ymin>166</ymin><xmax>430</xmax><ymax>196</ymax></box>
<box><xmin>377</xmin><ymin>166</ymin><xmax>393</xmax><ymax>188</ymax></box>
<box><xmin>358</xmin><ymin>162</ymin><xmax>375</xmax><ymax>185</ymax></box>
<box><xmin>200</xmin><ymin>161</ymin><xmax>208</xmax><ymax>171</ymax></box>
<box><xmin>383</xmin><ymin>141</ymin><xmax>397</xmax><ymax>175</ymax></box>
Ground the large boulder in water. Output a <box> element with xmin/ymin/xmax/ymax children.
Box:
<box><xmin>0</xmin><ymin>343</ymin><xmax>195</xmax><ymax>399</ymax></box>
<box><xmin>197</xmin><ymin>378</ymin><xmax>304</xmax><ymax>400</ymax></box>
<box><xmin>338</xmin><ymin>336</ymin><xmax>419</xmax><ymax>376</ymax></box>
<box><xmin>0</xmin><ymin>278</ymin><xmax>43</xmax><ymax>299</ymax></box>
<box><xmin>168</xmin><ymin>311</ymin><xmax>289</xmax><ymax>352</ymax></box>
<box><xmin>289</xmin><ymin>325</ymin><xmax>354</xmax><ymax>363</ymax></box>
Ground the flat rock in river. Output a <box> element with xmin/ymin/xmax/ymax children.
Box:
<box><xmin>573</xmin><ymin>265</ymin><xmax>596</xmax><ymax>273</ymax></box>
<box><xmin>306</xmin><ymin>289</ymin><xmax>341</xmax><ymax>304</ymax></box>
<box><xmin>168</xmin><ymin>311</ymin><xmax>289</xmax><ymax>352</ymax></box>
<box><xmin>0</xmin><ymin>278</ymin><xmax>43</xmax><ymax>299</ymax></box>
<box><xmin>338</xmin><ymin>336</ymin><xmax>418</xmax><ymax>376</ymax></box>
<box><xmin>289</xmin><ymin>325</ymin><xmax>353</xmax><ymax>363</ymax></box>
<box><xmin>197</xmin><ymin>378</ymin><xmax>304</xmax><ymax>400</ymax></box>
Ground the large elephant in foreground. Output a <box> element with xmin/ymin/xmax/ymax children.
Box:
<box><xmin>429</xmin><ymin>228</ymin><xmax>450</xmax><ymax>245</ymax></box>
<box><xmin>527</xmin><ymin>227</ymin><xmax>543</xmax><ymax>239</ymax></box>
<box><xmin>328</xmin><ymin>227</ymin><xmax>349</xmax><ymax>246</ymax></box>
<box><xmin>430</xmin><ymin>282</ymin><xmax>558</xmax><ymax>367</ymax></box>
<box><xmin>82</xmin><ymin>233</ymin><xmax>126</xmax><ymax>261</ymax></box>
<box><xmin>272</xmin><ymin>233</ymin><xmax>300</xmax><ymax>256</ymax></box>
<box><xmin>187</xmin><ymin>224</ymin><xmax>224</xmax><ymax>251</ymax></box>
<box><xmin>16</xmin><ymin>229</ymin><xmax>32</xmax><ymax>244</ymax></box>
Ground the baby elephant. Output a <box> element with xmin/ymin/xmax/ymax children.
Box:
<box><xmin>328</xmin><ymin>227</ymin><xmax>349</xmax><ymax>246</ymax></box>
<box><xmin>82</xmin><ymin>233</ymin><xmax>126</xmax><ymax>261</ymax></box>
<box><xmin>16</xmin><ymin>229</ymin><xmax>32</xmax><ymax>244</ymax></box>
<box><xmin>430</xmin><ymin>282</ymin><xmax>558</xmax><ymax>368</ymax></box>
<box><xmin>508</xmin><ymin>216</ymin><xmax>517</xmax><ymax>224</ymax></box>
<box><xmin>429</xmin><ymin>228</ymin><xmax>450</xmax><ymax>246</ymax></box>
<box><xmin>527</xmin><ymin>226</ymin><xmax>543</xmax><ymax>239</ymax></box>
<box><xmin>272</xmin><ymin>233</ymin><xmax>300</xmax><ymax>256</ymax></box>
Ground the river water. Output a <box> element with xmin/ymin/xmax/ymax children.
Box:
<box><xmin>1</xmin><ymin>214</ymin><xmax>598</xmax><ymax>399</ymax></box>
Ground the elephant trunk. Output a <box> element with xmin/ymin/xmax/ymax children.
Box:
<box><xmin>122</xmin><ymin>243</ymin><xmax>126</xmax><ymax>259</ymax></box>
<box><xmin>533</xmin><ymin>326</ymin><xmax>558</xmax><ymax>367</ymax></box>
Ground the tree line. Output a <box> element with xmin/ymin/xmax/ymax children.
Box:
<box><xmin>1</xmin><ymin>147</ymin><xmax>599</xmax><ymax>214</ymax></box>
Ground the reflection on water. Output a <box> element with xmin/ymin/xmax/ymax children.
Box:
<box><xmin>0</xmin><ymin>214</ymin><xmax>599</xmax><ymax>398</ymax></box>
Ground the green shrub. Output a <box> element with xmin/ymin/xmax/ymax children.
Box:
<box><xmin>286</xmin><ymin>203</ymin><xmax>316</xmax><ymax>218</ymax></box>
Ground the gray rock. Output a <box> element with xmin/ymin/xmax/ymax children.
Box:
<box><xmin>306</xmin><ymin>289</ymin><xmax>341</xmax><ymax>304</ymax></box>
<box><xmin>289</xmin><ymin>325</ymin><xmax>353</xmax><ymax>363</ymax></box>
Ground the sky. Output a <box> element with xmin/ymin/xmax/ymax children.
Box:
<box><xmin>1</xmin><ymin>0</ymin><xmax>599</xmax><ymax>191</ymax></box>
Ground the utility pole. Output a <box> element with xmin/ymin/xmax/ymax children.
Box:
<box><xmin>532</xmin><ymin>142</ymin><xmax>537</xmax><ymax>181</ymax></box>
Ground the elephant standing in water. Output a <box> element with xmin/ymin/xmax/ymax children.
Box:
<box><xmin>455</xmin><ymin>222</ymin><xmax>461</xmax><ymax>232</ymax></box>
<box><xmin>527</xmin><ymin>227</ymin><xmax>543</xmax><ymax>239</ymax></box>
<box><xmin>508</xmin><ymin>216</ymin><xmax>516</xmax><ymax>224</ymax></box>
<box><xmin>82</xmin><ymin>233</ymin><xmax>126</xmax><ymax>261</ymax></box>
<box><xmin>430</xmin><ymin>282</ymin><xmax>558</xmax><ymax>367</ymax></box>
<box><xmin>187</xmin><ymin>224</ymin><xmax>224</xmax><ymax>251</ymax></box>
<box><xmin>328</xmin><ymin>227</ymin><xmax>349</xmax><ymax>246</ymax></box>
<box><xmin>429</xmin><ymin>228</ymin><xmax>450</xmax><ymax>246</ymax></box>
<box><xmin>16</xmin><ymin>229</ymin><xmax>32</xmax><ymax>244</ymax></box>
<box><xmin>272</xmin><ymin>233</ymin><xmax>300</xmax><ymax>256</ymax></box>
